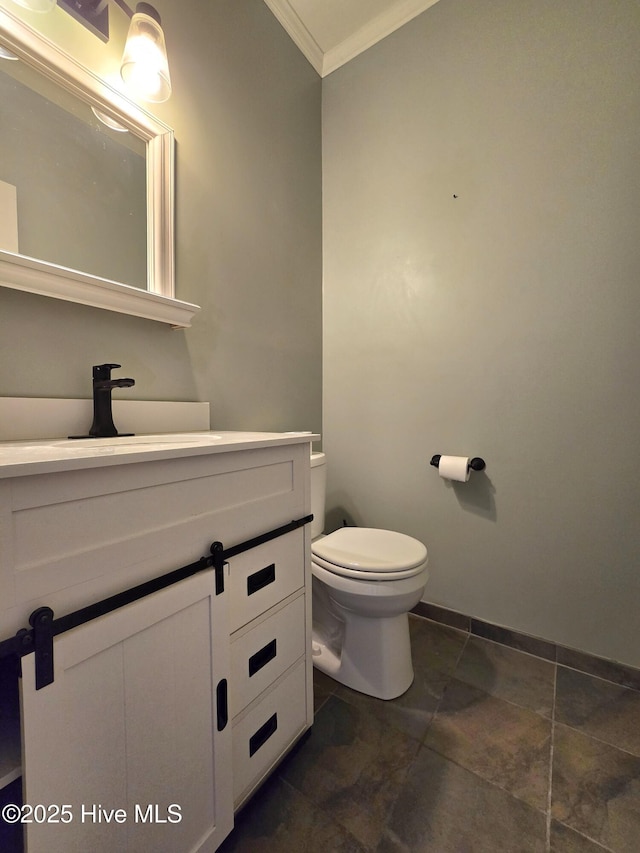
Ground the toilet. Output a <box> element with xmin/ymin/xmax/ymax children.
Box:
<box><xmin>310</xmin><ymin>452</ymin><xmax>428</xmax><ymax>700</ymax></box>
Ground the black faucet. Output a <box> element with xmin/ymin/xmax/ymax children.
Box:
<box><xmin>69</xmin><ymin>363</ymin><xmax>136</xmax><ymax>439</ymax></box>
<box><xmin>89</xmin><ymin>363</ymin><xmax>135</xmax><ymax>438</ymax></box>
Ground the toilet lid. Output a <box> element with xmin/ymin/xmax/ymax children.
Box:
<box><xmin>311</xmin><ymin>527</ymin><xmax>427</xmax><ymax>574</ymax></box>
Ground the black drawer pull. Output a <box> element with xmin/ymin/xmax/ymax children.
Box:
<box><xmin>249</xmin><ymin>713</ymin><xmax>278</xmax><ymax>757</ymax></box>
<box><xmin>247</xmin><ymin>563</ymin><xmax>276</xmax><ymax>596</ymax></box>
<box><xmin>249</xmin><ymin>639</ymin><xmax>277</xmax><ymax>677</ymax></box>
<box><xmin>216</xmin><ymin>679</ymin><xmax>228</xmax><ymax>731</ymax></box>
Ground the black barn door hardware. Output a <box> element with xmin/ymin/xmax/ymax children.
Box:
<box><xmin>0</xmin><ymin>513</ymin><xmax>313</xmax><ymax>690</ymax></box>
<box><xmin>209</xmin><ymin>513</ymin><xmax>313</xmax><ymax>595</ymax></box>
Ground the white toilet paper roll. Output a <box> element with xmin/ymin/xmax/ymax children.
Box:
<box><xmin>438</xmin><ymin>455</ymin><xmax>470</xmax><ymax>482</ymax></box>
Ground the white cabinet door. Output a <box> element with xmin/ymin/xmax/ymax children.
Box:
<box><xmin>20</xmin><ymin>569</ymin><xmax>233</xmax><ymax>853</ymax></box>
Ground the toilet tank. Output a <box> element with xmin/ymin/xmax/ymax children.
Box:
<box><xmin>310</xmin><ymin>452</ymin><xmax>326</xmax><ymax>539</ymax></box>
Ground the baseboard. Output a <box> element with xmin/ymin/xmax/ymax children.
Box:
<box><xmin>412</xmin><ymin>601</ymin><xmax>640</xmax><ymax>690</ymax></box>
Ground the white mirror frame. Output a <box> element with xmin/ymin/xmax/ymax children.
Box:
<box><xmin>0</xmin><ymin>7</ymin><xmax>199</xmax><ymax>328</ymax></box>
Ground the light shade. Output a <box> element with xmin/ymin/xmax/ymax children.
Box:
<box><xmin>91</xmin><ymin>106</ymin><xmax>129</xmax><ymax>132</ymax></box>
<box><xmin>10</xmin><ymin>0</ymin><xmax>56</xmax><ymax>11</ymax></box>
<box><xmin>120</xmin><ymin>3</ymin><xmax>171</xmax><ymax>103</ymax></box>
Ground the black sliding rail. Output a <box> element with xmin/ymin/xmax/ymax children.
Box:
<box><xmin>0</xmin><ymin>513</ymin><xmax>313</xmax><ymax>690</ymax></box>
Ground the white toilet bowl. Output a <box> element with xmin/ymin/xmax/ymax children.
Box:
<box><xmin>310</xmin><ymin>454</ymin><xmax>428</xmax><ymax>700</ymax></box>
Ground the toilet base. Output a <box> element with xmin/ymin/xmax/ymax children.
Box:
<box><xmin>312</xmin><ymin>609</ymin><xmax>414</xmax><ymax>700</ymax></box>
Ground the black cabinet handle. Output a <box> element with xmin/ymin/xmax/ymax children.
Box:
<box><xmin>247</xmin><ymin>563</ymin><xmax>276</xmax><ymax>596</ymax></box>
<box><xmin>248</xmin><ymin>639</ymin><xmax>277</xmax><ymax>677</ymax></box>
<box><xmin>249</xmin><ymin>713</ymin><xmax>278</xmax><ymax>757</ymax></box>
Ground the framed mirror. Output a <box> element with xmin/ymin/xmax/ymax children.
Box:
<box><xmin>0</xmin><ymin>6</ymin><xmax>198</xmax><ymax>327</ymax></box>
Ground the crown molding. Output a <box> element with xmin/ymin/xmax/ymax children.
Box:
<box><xmin>264</xmin><ymin>0</ymin><xmax>441</xmax><ymax>77</ymax></box>
<box><xmin>323</xmin><ymin>0</ymin><xmax>441</xmax><ymax>75</ymax></box>
<box><xmin>263</xmin><ymin>0</ymin><xmax>324</xmax><ymax>75</ymax></box>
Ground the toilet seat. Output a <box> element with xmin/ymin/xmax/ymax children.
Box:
<box><xmin>311</xmin><ymin>527</ymin><xmax>428</xmax><ymax>581</ymax></box>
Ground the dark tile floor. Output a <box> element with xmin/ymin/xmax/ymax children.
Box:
<box><xmin>219</xmin><ymin>615</ymin><xmax>640</xmax><ymax>853</ymax></box>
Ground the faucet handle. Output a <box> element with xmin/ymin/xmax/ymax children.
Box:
<box><xmin>92</xmin><ymin>363</ymin><xmax>121</xmax><ymax>380</ymax></box>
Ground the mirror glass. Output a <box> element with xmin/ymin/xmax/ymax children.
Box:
<box><xmin>0</xmin><ymin>57</ymin><xmax>148</xmax><ymax>288</ymax></box>
<box><xmin>0</xmin><ymin>8</ymin><xmax>196</xmax><ymax>326</ymax></box>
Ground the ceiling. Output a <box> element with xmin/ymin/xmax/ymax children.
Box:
<box><xmin>263</xmin><ymin>0</ymin><xmax>442</xmax><ymax>77</ymax></box>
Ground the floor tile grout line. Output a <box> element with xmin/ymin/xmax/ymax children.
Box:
<box><xmin>416</xmin><ymin>614</ymin><xmax>556</xmax><ymax>663</ymax></box>
<box><xmin>553</xmin><ymin>717</ymin><xmax>640</xmax><ymax>759</ymax></box>
<box><xmin>450</xmin><ymin>624</ymin><xmax>471</xmax><ymax>675</ymax></box>
<box><xmin>312</xmin><ymin>690</ymin><xmax>334</xmax><ymax>716</ymax></box>
<box><xmin>420</xmin><ymin>627</ymin><xmax>472</xmax><ymax>744</ymax></box>
<box><xmin>442</xmin><ymin>670</ymin><xmax>555</xmax><ymax>721</ymax></box>
<box><xmin>417</xmin><ymin>627</ymin><xmax>558</xmax><ymax>825</ymax></box>
<box><xmin>414</xmin><ymin>708</ymin><xmax>554</xmax><ymax>832</ymax></box>
<box><xmin>413</xmin><ymin>738</ymin><xmax>550</xmax><ymax>822</ymax></box>
<box><xmin>545</xmin><ymin>673</ymin><xmax>623</xmax><ymax>853</ymax></box>
<box><xmin>546</xmin><ymin>661</ymin><xmax>557</xmax><ymax>853</ymax></box>
<box><xmin>459</xmin><ymin>628</ymin><xmax>559</xmax><ymax>667</ymax></box>
<box><xmin>557</xmin><ymin>660</ymin><xmax>640</xmax><ymax>694</ymax></box>
<box><xmin>432</xmin><ymin>623</ymin><xmax>556</xmax><ymax>720</ymax></box>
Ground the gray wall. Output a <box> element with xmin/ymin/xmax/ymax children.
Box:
<box><xmin>0</xmin><ymin>0</ymin><xmax>322</xmax><ymax>434</ymax></box>
<box><xmin>322</xmin><ymin>0</ymin><xmax>640</xmax><ymax>667</ymax></box>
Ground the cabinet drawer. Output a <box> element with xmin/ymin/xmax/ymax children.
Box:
<box><xmin>232</xmin><ymin>660</ymin><xmax>307</xmax><ymax>805</ymax></box>
<box><xmin>230</xmin><ymin>593</ymin><xmax>306</xmax><ymax>716</ymax></box>
<box><xmin>228</xmin><ymin>529</ymin><xmax>304</xmax><ymax>633</ymax></box>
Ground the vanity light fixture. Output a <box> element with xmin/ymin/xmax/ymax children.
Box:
<box><xmin>58</xmin><ymin>0</ymin><xmax>172</xmax><ymax>102</ymax></box>
<box><xmin>119</xmin><ymin>3</ymin><xmax>171</xmax><ymax>102</ymax></box>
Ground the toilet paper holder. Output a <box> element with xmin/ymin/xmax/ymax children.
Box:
<box><xmin>430</xmin><ymin>455</ymin><xmax>486</xmax><ymax>472</ymax></box>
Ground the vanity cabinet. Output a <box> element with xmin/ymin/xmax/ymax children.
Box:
<box><xmin>0</xmin><ymin>435</ymin><xmax>315</xmax><ymax>852</ymax></box>
<box><xmin>20</xmin><ymin>569</ymin><xmax>231</xmax><ymax>853</ymax></box>
<box><xmin>227</xmin><ymin>534</ymin><xmax>310</xmax><ymax>807</ymax></box>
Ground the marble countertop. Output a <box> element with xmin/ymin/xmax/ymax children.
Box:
<box><xmin>0</xmin><ymin>431</ymin><xmax>320</xmax><ymax>478</ymax></box>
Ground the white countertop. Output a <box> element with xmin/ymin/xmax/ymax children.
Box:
<box><xmin>0</xmin><ymin>432</ymin><xmax>320</xmax><ymax>478</ymax></box>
